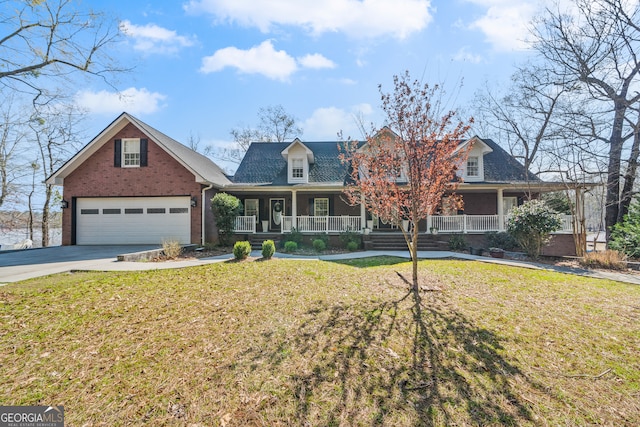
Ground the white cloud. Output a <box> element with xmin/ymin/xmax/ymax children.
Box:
<box><xmin>452</xmin><ymin>47</ymin><xmax>483</xmax><ymax>63</ymax></box>
<box><xmin>120</xmin><ymin>20</ymin><xmax>196</xmax><ymax>54</ymax></box>
<box><xmin>200</xmin><ymin>40</ymin><xmax>336</xmax><ymax>81</ymax></box>
<box><xmin>184</xmin><ymin>0</ymin><xmax>432</xmax><ymax>39</ymax></box>
<box><xmin>75</xmin><ymin>87</ymin><xmax>167</xmax><ymax>115</ymax></box>
<box><xmin>200</xmin><ymin>40</ymin><xmax>297</xmax><ymax>81</ymax></box>
<box><xmin>297</xmin><ymin>53</ymin><xmax>336</xmax><ymax>69</ymax></box>
<box><xmin>303</xmin><ymin>104</ymin><xmax>374</xmax><ymax>140</ymax></box>
<box><xmin>464</xmin><ymin>0</ymin><xmax>539</xmax><ymax>51</ymax></box>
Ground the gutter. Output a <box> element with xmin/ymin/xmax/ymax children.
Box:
<box><xmin>201</xmin><ymin>183</ymin><xmax>214</xmax><ymax>245</ymax></box>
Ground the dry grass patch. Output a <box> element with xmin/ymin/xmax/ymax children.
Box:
<box><xmin>1</xmin><ymin>259</ymin><xmax>639</xmax><ymax>426</ymax></box>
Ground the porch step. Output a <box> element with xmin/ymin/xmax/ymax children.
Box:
<box><xmin>364</xmin><ymin>233</ymin><xmax>450</xmax><ymax>251</ymax></box>
<box><xmin>248</xmin><ymin>234</ymin><xmax>282</xmax><ymax>250</ymax></box>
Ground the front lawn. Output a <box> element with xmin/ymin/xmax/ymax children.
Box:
<box><xmin>1</xmin><ymin>259</ymin><xmax>638</xmax><ymax>426</ymax></box>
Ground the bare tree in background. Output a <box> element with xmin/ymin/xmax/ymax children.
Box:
<box><xmin>28</xmin><ymin>103</ymin><xmax>84</xmax><ymax>246</ymax></box>
<box><xmin>220</xmin><ymin>105</ymin><xmax>303</xmax><ymax>164</ymax></box>
<box><xmin>531</xmin><ymin>0</ymin><xmax>640</xmax><ymax>239</ymax></box>
<box><xmin>0</xmin><ymin>94</ymin><xmax>29</xmax><ymax>208</ymax></box>
<box><xmin>0</xmin><ymin>0</ymin><xmax>125</xmax><ymax>101</ymax></box>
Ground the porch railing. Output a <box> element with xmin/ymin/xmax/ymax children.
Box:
<box><xmin>234</xmin><ymin>215</ymin><xmax>256</xmax><ymax>233</ymax></box>
<box><xmin>431</xmin><ymin>214</ymin><xmax>574</xmax><ymax>233</ymax></box>
<box><xmin>282</xmin><ymin>216</ymin><xmax>361</xmax><ymax>233</ymax></box>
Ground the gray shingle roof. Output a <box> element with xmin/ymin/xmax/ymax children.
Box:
<box><xmin>480</xmin><ymin>138</ymin><xmax>540</xmax><ymax>182</ymax></box>
<box><xmin>126</xmin><ymin>114</ymin><xmax>231</xmax><ymax>187</ymax></box>
<box><xmin>232</xmin><ymin>142</ymin><xmax>353</xmax><ymax>185</ymax></box>
<box><xmin>232</xmin><ymin>138</ymin><xmax>539</xmax><ymax>185</ymax></box>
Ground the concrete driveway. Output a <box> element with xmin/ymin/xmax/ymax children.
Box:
<box><xmin>0</xmin><ymin>245</ymin><xmax>159</xmax><ymax>284</ymax></box>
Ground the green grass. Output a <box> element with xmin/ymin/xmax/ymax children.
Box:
<box><xmin>1</xmin><ymin>259</ymin><xmax>639</xmax><ymax>426</ymax></box>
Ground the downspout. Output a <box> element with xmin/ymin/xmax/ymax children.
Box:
<box><xmin>201</xmin><ymin>183</ymin><xmax>214</xmax><ymax>245</ymax></box>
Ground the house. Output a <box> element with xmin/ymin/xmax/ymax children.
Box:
<box><xmin>48</xmin><ymin>113</ymin><xmax>575</xmax><ymax>255</ymax></box>
<box><xmin>46</xmin><ymin>113</ymin><xmax>230</xmax><ymax>245</ymax></box>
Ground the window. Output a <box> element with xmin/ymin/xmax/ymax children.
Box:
<box><xmin>103</xmin><ymin>209</ymin><xmax>121</xmax><ymax>214</ymax></box>
<box><xmin>314</xmin><ymin>198</ymin><xmax>329</xmax><ymax>217</ymax></box>
<box><xmin>147</xmin><ymin>208</ymin><xmax>166</xmax><ymax>214</ymax></box>
<box><xmin>81</xmin><ymin>209</ymin><xmax>99</xmax><ymax>215</ymax></box>
<box><xmin>124</xmin><ymin>208</ymin><xmax>143</xmax><ymax>214</ymax></box>
<box><xmin>170</xmin><ymin>207</ymin><xmax>188</xmax><ymax>214</ymax></box>
<box><xmin>122</xmin><ymin>139</ymin><xmax>141</xmax><ymax>167</ymax></box>
<box><xmin>292</xmin><ymin>158</ymin><xmax>304</xmax><ymax>179</ymax></box>
<box><xmin>466</xmin><ymin>156</ymin><xmax>479</xmax><ymax>177</ymax></box>
<box><xmin>244</xmin><ymin>199</ymin><xmax>259</xmax><ymax>222</ymax></box>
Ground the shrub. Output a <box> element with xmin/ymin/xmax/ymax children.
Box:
<box><xmin>312</xmin><ymin>233</ymin><xmax>330</xmax><ymax>246</ymax></box>
<box><xmin>485</xmin><ymin>231</ymin><xmax>519</xmax><ymax>251</ymax></box>
<box><xmin>162</xmin><ymin>240</ymin><xmax>182</xmax><ymax>259</ymax></box>
<box><xmin>579</xmin><ymin>250</ymin><xmax>627</xmax><ymax>270</ymax></box>
<box><xmin>312</xmin><ymin>239</ymin><xmax>326</xmax><ymax>252</ymax></box>
<box><xmin>261</xmin><ymin>240</ymin><xmax>275</xmax><ymax>259</ymax></box>
<box><xmin>448</xmin><ymin>234</ymin><xmax>467</xmax><ymax>251</ymax></box>
<box><xmin>284</xmin><ymin>241</ymin><xmax>298</xmax><ymax>253</ymax></box>
<box><xmin>609</xmin><ymin>199</ymin><xmax>640</xmax><ymax>259</ymax></box>
<box><xmin>346</xmin><ymin>241</ymin><xmax>359</xmax><ymax>252</ymax></box>
<box><xmin>507</xmin><ymin>200</ymin><xmax>563</xmax><ymax>259</ymax></box>
<box><xmin>211</xmin><ymin>193</ymin><xmax>243</xmax><ymax>246</ymax></box>
<box><xmin>233</xmin><ymin>241</ymin><xmax>251</xmax><ymax>260</ymax></box>
<box><xmin>283</xmin><ymin>228</ymin><xmax>303</xmax><ymax>246</ymax></box>
<box><xmin>339</xmin><ymin>229</ymin><xmax>360</xmax><ymax>248</ymax></box>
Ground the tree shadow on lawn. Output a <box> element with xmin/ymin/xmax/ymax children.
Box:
<box><xmin>241</xmin><ymin>274</ymin><xmax>555</xmax><ymax>426</ymax></box>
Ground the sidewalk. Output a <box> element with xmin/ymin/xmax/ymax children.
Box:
<box><xmin>2</xmin><ymin>249</ymin><xmax>639</xmax><ymax>286</ymax></box>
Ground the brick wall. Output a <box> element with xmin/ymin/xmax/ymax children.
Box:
<box><xmin>62</xmin><ymin>123</ymin><xmax>202</xmax><ymax>245</ymax></box>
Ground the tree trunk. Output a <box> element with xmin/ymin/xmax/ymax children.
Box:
<box><xmin>618</xmin><ymin>127</ymin><xmax>640</xmax><ymax>223</ymax></box>
<box><xmin>605</xmin><ymin>103</ymin><xmax>627</xmax><ymax>241</ymax></box>
<box><xmin>411</xmin><ymin>224</ymin><xmax>419</xmax><ymax>295</ymax></box>
<box><xmin>41</xmin><ymin>184</ymin><xmax>52</xmax><ymax>247</ymax></box>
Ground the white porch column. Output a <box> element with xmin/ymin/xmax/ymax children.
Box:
<box><xmin>360</xmin><ymin>194</ymin><xmax>366</xmax><ymax>231</ymax></box>
<box><xmin>291</xmin><ymin>189</ymin><xmax>297</xmax><ymax>229</ymax></box>
<box><xmin>497</xmin><ymin>188</ymin><xmax>504</xmax><ymax>231</ymax></box>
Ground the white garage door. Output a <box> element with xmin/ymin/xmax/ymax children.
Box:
<box><xmin>76</xmin><ymin>197</ymin><xmax>191</xmax><ymax>245</ymax></box>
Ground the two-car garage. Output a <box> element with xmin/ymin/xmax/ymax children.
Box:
<box><xmin>75</xmin><ymin>197</ymin><xmax>191</xmax><ymax>245</ymax></box>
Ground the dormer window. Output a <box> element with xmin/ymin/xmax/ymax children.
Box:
<box><xmin>292</xmin><ymin>158</ymin><xmax>304</xmax><ymax>179</ymax></box>
<box><xmin>466</xmin><ymin>156</ymin><xmax>479</xmax><ymax>177</ymax></box>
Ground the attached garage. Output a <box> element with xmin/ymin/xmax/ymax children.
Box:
<box><xmin>75</xmin><ymin>197</ymin><xmax>191</xmax><ymax>245</ymax></box>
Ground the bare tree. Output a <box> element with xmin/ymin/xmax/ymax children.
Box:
<box><xmin>531</xmin><ymin>0</ymin><xmax>640</xmax><ymax>239</ymax></box>
<box><xmin>219</xmin><ymin>105</ymin><xmax>303</xmax><ymax>164</ymax></box>
<box><xmin>28</xmin><ymin>103</ymin><xmax>84</xmax><ymax>246</ymax></box>
<box><xmin>0</xmin><ymin>94</ymin><xmax>28</xmax><ymax>208</ymax></box>
<box><xmin>473</xmin><ymin>64</ymin><xmax>568</xmax><ymax>178</ymax></box>
<box><xmin>0</xmin><ymin>0</ymin><xmax>125</xmax><ymax>101</ymax></box>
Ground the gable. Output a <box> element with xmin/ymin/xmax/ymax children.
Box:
<box><xmin>47</xmin><ymin>112</ymin><xmax>230</xmax><ymax>188</ymax></box>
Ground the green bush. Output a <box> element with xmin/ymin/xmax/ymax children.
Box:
<box><xmin>261</xmin><ymin>240</ymin><xmax>275</xmax><ymax>259</ymax></box>
<box><xmin>484</xmin><ymin>231</ymin><xmax>519</xmax><ymax>251</ymax></box>
<box><xmin>312</xmin><ymin>239</ymin><xmax>326</xmax><ymax>252</ymax></box>
<box><xmin>283</xmin><ymin>228</ymin><xmax>303</xmax><ymax>245</ymax></box>
<box><xmin>339</xmin><ymin>229</ymin><xmax>360</xmax><ymax>248</ymax></box>
<box><xmin>312</xmin><ymin>233</ymin><xmax>329</xmax><ymax>245</ymax></box>
<box><xmin>507</xmin><ymin>199</ymin><xmax>563</xmax><ymax>258</ymax></box>
<box><xmin>284</xmin><ymin>241</ymin><xmax>298</xmax><ymax>253</ymax></box>
<box><xmin>211</xmin><ymin>193</ymin><xmax>243</xmax><ymax>245</ymax></box>
<box><xmin>609</xmin><ymin>199</ymin><xmax>640</xmax><ymax>258</ymax></box>
<box><xmin>448</xmin><ymin>234</ymin><xmax>467</xmax><ymax>251</ymax></box>
<box><xmin>233</xmin><ymin>241</ymin><xmax>251</xmax><ymax>260</ymax></box>
<box><xmin>346</xmin><ymin>241</ymin><xmax>359</xmax><ymax>252</ymax></box>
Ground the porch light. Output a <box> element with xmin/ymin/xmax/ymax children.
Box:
<box><xmin>191</xmin><ymin>197</ymin><xmax>197</xmax><ymax>208</ymax></box>
<box><xmin>61</xmin><ymin>200</ymin><xmax>69</xmax><ymax>209</ymax></box>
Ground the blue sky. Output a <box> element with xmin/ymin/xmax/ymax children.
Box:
<box><xmin>77</xmin><ymin>0</ymin><xmax>544</xmax><ymax>172</ymax></box>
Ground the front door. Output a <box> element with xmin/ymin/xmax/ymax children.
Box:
<box><xmin>270</xmin><ymin>199</ymin><xmax>285</xmax><ymax>231</ymax></box>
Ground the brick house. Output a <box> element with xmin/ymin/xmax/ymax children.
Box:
<box><xmin>49</xmin><ymin>113</ymin><xmax>577</xmax><ymax>255</ymax></box>
<box><xmin>46</xmin><ymin>113</ymin><xmax>230</xmax><ymax>245</ymax></box>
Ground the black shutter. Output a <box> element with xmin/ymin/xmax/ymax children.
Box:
<box><xmin>114</xmin><ymin>139</ymin><xmax>121</xmax><ymax>167</ymax></box>
<box><xmin>309</xmin><ymin>198</ymin><xmax>314</xmax><ymax>216</ymax></box>
<box><xmin>329</xmin><ymin>196</ymin><xmax>334</xmax><ymax>216</ymax></box>
<box><xmin>140</xmin><ymin>139</ymin><xmax>148</xmax><ymax>167</ymax></box>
